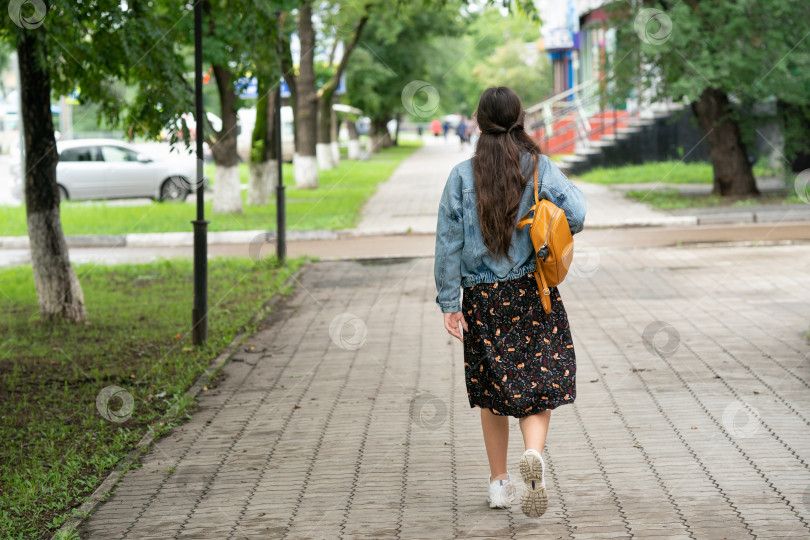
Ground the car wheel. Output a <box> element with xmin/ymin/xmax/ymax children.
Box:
<box><xmin>159</xmin><ymin>178</ymin><xmax>188</xmax><ymax>202</ymax></box>
<box><xmin>57</xmin><ymin>185</ymin><xmax>68</xmax><ymax>202</ymax></box>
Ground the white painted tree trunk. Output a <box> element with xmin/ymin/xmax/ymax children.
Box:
<box><xmin>293</xmin><ymin>153</ymin><xmax>319</xmax><ymax>189</ymax></box>
<box><xmin>266</xmin><ymin>159</ymin><xmax>279</xmax><ymax>194</ymax></box>
<box><xmin>27</xmin><ymin>208</ymin><xmax>87</xmax><ymax>321</ymax></box>
<box><xmin>367</xmin><ymin>135</ymin><xmax>385</xmax><ymax>154</ymax></box>
<box><xmin>348</xmin><ymin>139</ymin><xmax>361</xmax><ymax>160</ymax></box>
<box><xmin>247</xmin><ymin>161</ymin><xmax>271</xmax><ymax>206</ymax></box>
<box><xmin>316</xmin><ymin>143</ymin><xmax>334</xmax><ymax>170</ymax></box>
<box><xmin>212</xmin><ymin>164</ymin><xmax>243</xmax><ymax>213</ymax></box>
<box><xmin>330</xmin><ymin>141</ymin><xmax>340</xmax><ymax>167</ymax></box>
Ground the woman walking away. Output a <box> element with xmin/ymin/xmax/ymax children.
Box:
<box><xmin>433</xmin><ymin>86</ymin><xmax>586</xmax><ymax>518</ymax></box>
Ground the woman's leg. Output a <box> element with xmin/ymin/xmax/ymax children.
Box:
<box><xmin>518</xmin><ymin>410</ymin><xmax>551</xmax><ymax>453</ymax></box>
<box><xmin>480</xmin><ymin>407</ymin><xmax>509</xmax><ymax>481</ymax></box>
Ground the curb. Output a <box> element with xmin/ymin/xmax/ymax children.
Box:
<box><xmin>50</xmin><ymin>263</ymin><xmax>308</xmax><ymax>540</ymax></box>
<box><xmin>0</xmin><ymin>228</ymin><xmax>420</xmax><ymax>249</ymax></box>
<box><xmin>4</xmin><ymin>211</ymin><xmax>810</xmax><ymax>251</ymax></box>
<box><xmin>584</xmin><ymin>216</ymin><xmax>699</xmax><ymax>228</ymax></box>
<box><xmin>695</xmin><ymin>208</ymin><xmax>810</xmax><ymax>225</ymax></box>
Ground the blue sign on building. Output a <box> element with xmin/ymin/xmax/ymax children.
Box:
<box><xmin>236</xmin><ymin>77</ymin><xmax>292</xmax><ymax>99</ymax></box>
<box><xmin>236</xmin><ymin>76</ymin><xmax>259</xmax><ymax>99</ymax></box>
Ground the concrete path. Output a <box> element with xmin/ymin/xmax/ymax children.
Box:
<box><xmin>79</xmin><ymin>243</ymin><xmax>810</xmax><ymax>539</ymax></box>
<box><xmin>356</xmin><ymin>138</ymin><xmax>696</xmax><ymax>233</ymax></box>
<box><xmin>356</xmin><ymin>136</ymin><xmax>470</xmax><ymax>234</ymax></box>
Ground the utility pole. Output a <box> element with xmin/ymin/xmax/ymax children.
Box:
<box><xmin>192</xmin><ymin>0</ymin><xmax>209</xmax><ymax>345</ymax></box>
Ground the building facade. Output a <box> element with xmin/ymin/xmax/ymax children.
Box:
<box><xmin>536</xmin><ymin>0</ymin><xmax>615</xmax><ymax>95</ymax></box>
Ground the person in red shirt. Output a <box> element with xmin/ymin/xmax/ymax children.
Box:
<box><xmin>430</xmin><ymin>118</ymin><xmax>442</xmax><ymax>137</ymax></box>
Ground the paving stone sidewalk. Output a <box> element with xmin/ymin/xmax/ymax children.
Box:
<box><xmin>355</xmin><ymin>138</ymin><xmax>694</xmax><ymax>234</ymax></box>
<box><xmin>79</xmin><ymin>244</ymin><xmax>810</xmax><ymax>539</ymax></box>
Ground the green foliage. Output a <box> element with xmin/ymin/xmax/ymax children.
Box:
<box><xmin>346</xmin><ymin>1</ymin><xmax>464</xmax><ymax>122</ymax></box>
<box><xmin>579</xmin><ymin>160</ymin><xmax>714</xmax><ymax>185</ymax></box>
<box><xmin>0</xmin><ymin>1</ymin><xmax>296</xmax><ymax>145</ymax></box>
<box><xmin>626</xmin><ymin>188</ymin><xmax>803</xmax><ymax>210</ymax></box>
<box><xmin>609</xmin><ymin>0</ymin><xmax>810</xmax><ymax>162</ymax></box>
<box><xmin>0</xmin><ymin>256</ymin><xmax>304</xmax><ymax>538</ymax></box>
<box><xmin>345</xmin><ymin>2</ymin><xmax>546</xmax><ymax>122</ymax></box>
<box><xmin>579</xmin><ymin>157</ymin><xmax>780</xmax><ymax>185</ymax></box>
<box><xmin>442</xmin><ymin>4</ymin><xmax>546</xmax><ymax>112</ymax></box>
<box><xmin>471</xmin><ymin>39</ymin><xmax>551</xmax><ymax>106</ymax></box>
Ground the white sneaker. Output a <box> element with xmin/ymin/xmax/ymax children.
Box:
<box><xmin>519</xmin><ymin>449</ymin><xmax>548</xmax><ymax>518</ymax></box>
<box><xmin>486</xmin><ymin>472</ymin><xmax>514</xmax><ymax>509</ymax></box>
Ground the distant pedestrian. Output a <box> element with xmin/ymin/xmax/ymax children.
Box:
<box><xmin>442</xmin><ymin>120</ymin><xmax>450</xmax><ymax>140</ymax></box>
<box><xmin>433</xmin><ymin>86</ymin><xmax>587</xmax><ymax>518</ymax></box>
<box><xmin>468</xmin><ymin>118</ymin><xmax>480</xmax><ymax>148</ymax></box>
<box><xmin>430</xmin><ymin>118</ymin><xmax>442</xmax><ymax>137</ymax></box>
<box><xmin>456</xmin><ymin>117</ymin><xmax>468</xmax><ymax>150</ymax></box>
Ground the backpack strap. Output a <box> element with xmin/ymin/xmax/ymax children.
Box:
<box><xmin>533</xmin><ymin>153</ymin><xmax>540</xmax><ymax>205</ymax></box>
<box><xmin>517</xmin><ymin>153</ymin><xmax>542</xmax><ymax>229</ymax></box>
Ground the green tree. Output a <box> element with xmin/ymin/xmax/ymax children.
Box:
<box><xmin>418</xmin><ymin>5</ymin><xmax>545</xmax><ymax>119</ymax></box>
<box><xmin>315</xmin><ymin>1</ymin><xmax>371</xmax><ymax>170</ymax></box>
<box><xmin>345</xmin><ymin>1</ymin><xmax>464</xmax><ymax>149</ymax></box>
<box><xmin>281</xmin><ymin>1</ymin><xmax>320</xmax><ymax>188</ymax></box>
<box><xmin>472</xmin><ymin>39</ymin><xmax>551</xmax><ymax>106</ymax></box>
<box><xmin>341</xmin><ymin>1</ymin><xmax>541</xmax><ymax>151</ymax></box>
<box><xmin>0</xmin><ymin>0</ymin><xmax>192</xmax><ymax>322</ymax></box>
<box><xmin>610</xmin><ymin>0</ymin><xmax>810</xmax><ymax>196</ymax></box>
<box><xmin>247</xmin><ymin>80</ymin><xmax>278</xmax><ymax>206</ymax></box>
<box><xmin>189</xmin><ymin>1</ymin><xmax>291</xmax><ymax>213</ymax></box>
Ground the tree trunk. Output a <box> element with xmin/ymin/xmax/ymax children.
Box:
<box><xmin>316</xmin><ymin>91</ymin><xmax>334</xmax><ymax>170</ymax></box>
<box><xmin>331</xmin><ymin>109</ymin><xmax>340</xmax><ymax>166</ymax></box>
<box><xmin>315</xmin><ymin>7</ymin><xmax>369</xmax><ymax>169</ymax></box>
<box><xmin>248</xmin><ymin>87</ymin><xmax>278</xmax><ymax>206</ymax></box>
<box><xmin>210</xmin><ymin>64</ymin><xmax>242</xmax><ymax>213</ymax></box>
<box><xmin>18</xmin><ymin>28</ymin><xmax>87</xmax><ymax>322</ymax></box>
<box><xmin>393</xmin><ymin>112</ymin><xmax>401</xmax><ymax>146</ymax></box>
<box><xmin>347</xmin><ymin>119</ymin><xmax>361</xmax><ymax>159</ymax></box>
<box><xmin>369</xmin><ymin>117</ymin><xmax>392</xmax><ymax>152</ymax></box>
<box><xmin>777</xmin><ymin>98</ymin><xmax>810</xmax><ymax>172</ymax></box>
<box><xmin>280</xmin><ymin>20</ymin><xmax>298</xmax><ymax>155</ymax></box>
<box><xmin>293</xmin><ymin>1</ymin><xmax>318</xmax><ymax>189</ymax></box>
<box><xmin>691</xmin><ymin>87</ymin><xmax>759</xmax><ymax>196</ymax></box>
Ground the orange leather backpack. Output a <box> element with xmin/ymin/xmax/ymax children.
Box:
<box><xmin>517</xmin><ymin>154</ymin><xmax>574</xmax><ymax>314</ymax></box>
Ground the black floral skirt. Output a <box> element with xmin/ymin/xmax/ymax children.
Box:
<box><xmin>462</xmin><ymin>271</ymin><xmax>576</xmax><ymax>418</ymax></box>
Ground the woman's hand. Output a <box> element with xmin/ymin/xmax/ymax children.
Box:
<box><xmin>444</xmin><ymin>311</ymin><xmax>469</xmax><ymax>342</ymax></box>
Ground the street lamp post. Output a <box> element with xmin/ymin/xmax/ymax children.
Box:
<box><xmin>275</xmin><ymin>11</ymin><xmax>286</xmax><ymax>264</ymax></box>
<box><xmin>192</xmin><ymin>0</ymin><xmax>209</xmax><ymax>345</ymax></box>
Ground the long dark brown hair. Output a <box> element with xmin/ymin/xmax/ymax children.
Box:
<box><xmin>473</xmin><ymin>86</ymin><xmax>542</xmax><ymax>260</ymax></box>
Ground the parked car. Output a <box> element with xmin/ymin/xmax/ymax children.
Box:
<box><xmin>12</xmin><ymin>139</ymin><xmax>197</xmax><ymax>202</ymax></box>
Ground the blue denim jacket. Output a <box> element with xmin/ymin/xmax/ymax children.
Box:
<box><xmin>434</xmin><ymin>151</ymin><xmax>587</xmax><ymax>313</ymax></box>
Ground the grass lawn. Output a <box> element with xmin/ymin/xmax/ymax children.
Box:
<box><xmin>0</xmin><ymin>141</ymin><xmax>420</xmax><ymax>237</ymax></box>
<box><xmin>0</xmin><ymin>256</ymin><xmax>305</xmax><ymax>539</ymax></box>
<box><xmin>626</xmin><ymin>188</ymin><xmax>803</xmax><ymax>210</ymax></box>
<box><xmin>577</xmin><ymin>158</ymin><xmax>777</xmax><ymax>185</ymax></box>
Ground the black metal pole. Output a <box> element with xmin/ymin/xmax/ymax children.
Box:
<box><xmin>192</xmin><ymin>0</ymin><xmax>209</xmax><ymax>345</ymax></box>
<box><xmin>275</xmin><ymin>10</ymin><xmax>286</xmax><ymax>264</ymax></box>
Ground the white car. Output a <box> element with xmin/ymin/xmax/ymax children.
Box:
<box><xmin>14</xmin><ymin>139</ymin><xmax>197</xmax><ymax>202</ymax></box>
